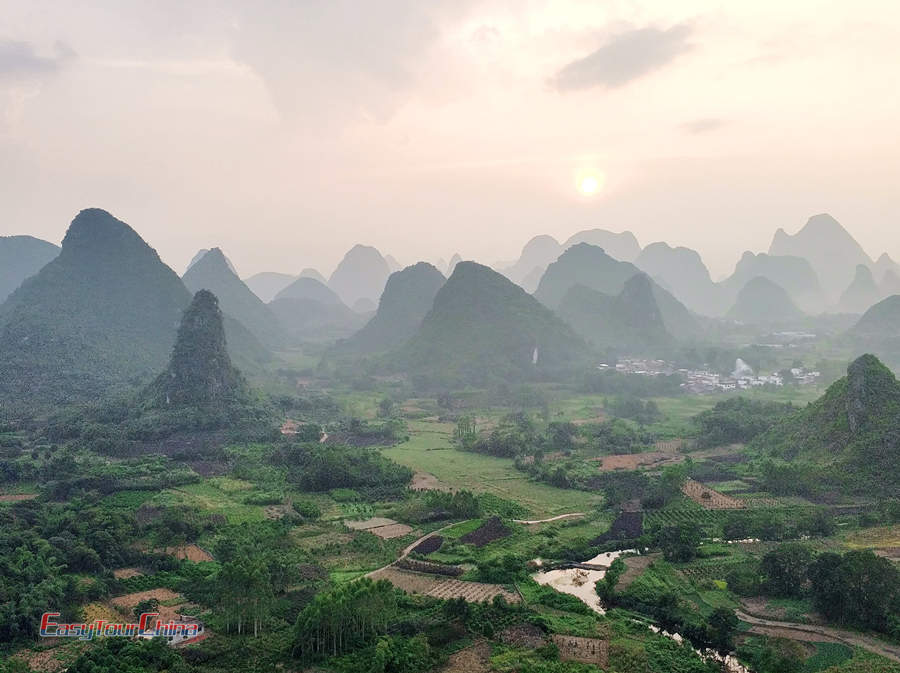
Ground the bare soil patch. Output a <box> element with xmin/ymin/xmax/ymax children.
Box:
<box><xmin>112</xmin><ymin>567</ymin><xmax>144</xmax><ymax>580</ymax></box>
<box><xmin>595</xmin><ymin>451</ymin><xmax>685</xmax><ymax>472</ymax></box>
<box><xmin>368</xmin><ymin>567</ymin><xmax>445</xmax><ymax>594</ymax></box>
<box><xmin>425</xmin><ymin>579</ymin><xmax>520</xmax><ymax>603</ymax></box>
<box><xmin>369</xmin><ymin>523</ymin><xmax>414</xmax><ymax>539</ymax></box>
<box><xmin>110</xmin><ymin>588</ymin><xmax>184</xmax><ymax>621</ymax></box>
<box><xmin>553</xmin><ymin>634</ymin><xmax>609</xmax><ymax>667</ymax></box>
<box><xmin>682</xmin><ymin>479</ymin><xmax>747</xmax><ymax>509</ymax></box>
<box><xmin>616</xmin><ymin>554</ymin><xmax>658</xmax><ymax>591</ymax></box>
<box><xmin>441</xmin><ymin>640</ymin><xmax>492</xmax><ymax>673</ymax></box>
<box><xmin>0</xmin><ymin>493</ymin><xmax>37</xmax><ymax>502</ymax></box>
<box><xmin>11</xmin><ymin>642</ymin><xmax>87</xmax><ymax>673</ymax></box>
<box><xmin>345</xmin><ymin>517</ymin><xmax>398</xmax><ymax>530</ymax></box>
<box><xmin>166</xmin><ymin>543</ymin><xmax>214</xmax><ymax>562</ymax></box>
<box><xmin>411</xmin><ymin>471</ymin><xmax>452</xmax><ymax>491</ymax></box>
<box><xmin>500</xmin><ymin>623</ymin><xmax>547</xmax><ymax>648</ymax></box>
<box><xmin>460</xmin><ymin>516</ymin><xmax>512</xmax><ymax>547</ymax></box>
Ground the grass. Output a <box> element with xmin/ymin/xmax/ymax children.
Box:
<box><xmin>842</xmin><ymin>525</ymin><xmax>900</xmax><ymax>550</ymax></box>
<box><xmin>382</xmin><ymin>419</ymin><xmax>602</xmax><ymax>519</ymax></box>
<box><xmin>156</xmin><ymin>481</ymin><xmax>267</xmax><ymax>525</ymax></box>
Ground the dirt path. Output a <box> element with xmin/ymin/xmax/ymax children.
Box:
<box><xmin>735</xmin><ymin>611</ymin><xmax>900</xmax><ymax>663</ymax></box>
<box><xmin>513</xmin><ymin>513</ymin><xmax>586</xmax><ymax>525</ymax></box>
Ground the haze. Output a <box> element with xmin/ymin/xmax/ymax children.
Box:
<box><xmin>2</xmin><ymin>0</ymin><xmax>899</xmax><ymax>278</ymax></box>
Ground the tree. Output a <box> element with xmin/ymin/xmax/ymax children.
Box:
<box><xmin>657</xmin><ymin>522</ymin><xmax>702</xmax><ymax>562</ymax></box>
<box><xmin>761</xmin><ymin>544</ymin><xmax>813</xmax><ymax>598</ymax></box>
<box><xmin>706</xmin><ymin>607</ymin><xmax>739</xmax><ymax>654</ymax></box>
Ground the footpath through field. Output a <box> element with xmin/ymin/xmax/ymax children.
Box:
<box><xmin>735</xmin><ymin>610</ymin><xmax>900</xmax><ymax>663</ymax></box>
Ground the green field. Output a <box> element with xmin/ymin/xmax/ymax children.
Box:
<box><xmin>382</xmin><ymin>419</ymin><xmax>602</xmax><ymax>518</ymax></box>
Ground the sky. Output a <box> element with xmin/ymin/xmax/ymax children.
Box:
<box><xmin>1</xmin><ymin>0</ymin><xmax>899</xmax><ymax>280</ymax></box>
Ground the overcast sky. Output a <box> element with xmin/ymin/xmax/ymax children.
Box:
<box><xmin>2</xmin><ymin>0</ymin><xmax>899</xmax><ymax>279</ymax></box>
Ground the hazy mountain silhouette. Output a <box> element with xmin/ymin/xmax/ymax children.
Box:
<box><xmin>501</xmin><ymin>229</ymin><xmax>641</xmax><ymax>288</ymax></box>
<box><xmin>270</xmin><ymin>276</ymin><xmax>364</xmax><ymax>342</ymax></box>
<box><xmin>635</xmin><ymin>242</ymin><xmax>719</xmax><ymax>314</ymax></box>
<box><xmin>721</xmin><ymin>252</ymin><xmax>825</xmax><ymax>314</ymax></box>
<box><xmin>769</xmin><ymin>213</ymin><xmax>872</xmax><ymax>299</ymax></box>
<box><xmin>563</xmin><ymin>229</ymin><xmax>641</xmax><ymax>262</ymax></box>
<box><xmin>385</xmin><ymin>254</ymin><xmax>402</xmax><ymax>272</ymax></box>
<box><xmin>144</xmin><ymin>289</ymin><xmax>248</xmax><ymax>409</ymax></box>
<box><xmin>873</xmin><ymin>253</ymin><xmax>900</xmax><ymax>280</ymax></box>
<box><xmin>500</xmin><ymin>234</ymin><xmax>562</xmax><ymax>286</ymax></box>
<box><xmin>0</xmin><ymin>235</ymin><xmax>60</xmax><ymax>303</ymax></box>
<box><xmin>186</xmin><ymin>248</ymin><xmax>236</xmax><ymax>274</ymax></box>
<box><xmin>557</xmin><ymin>273</ymin><xmax>673</xmax><ymax>352</ymax></box>
<box><xmin>244</xmin><ymin>272</ymin><xmax>298</xmax><ymax>303</ymax></box>
<box><xmin>534</xmin><ymin>243</ymin><xmax>699</xmax><ymax>339</ymax></box>
<box><xmin>0</xmin><ymin>209</ymin><xmax>192</xmax><ymax>403</ymax></box>
<box><xmin>275</xmin><ymin>276</ymin><xmax>343</xmax><ymax>305</ymax></box>
<box><xmin>183</xmin><ymin>248</ymin><xmax>286</xmax><ymax>350</ymax></box>
<box><xmin>328</xmin><ymin>244</ymin><xmax>391</xmax><ymax>307</ymax></box>
<box><xmin>844</xmin><ymin>295</ymin><xmax>900</xmax><ymax>369</ymax></box>
<box><xmin>339</xmin><ymin>262</ymin><xmax>445</xmax><ymax>354</ymax></box>
<box><xmin>838</xmin><ymin>264</ymin><xmax>882</xmax><ymax>314</ymax></box>
<box><xmin>727</xmin><ymin>276</ymin><xmax>804</xmax><ymax>324</ymax></box>
<box><xmin>447</xmin><ymin>253</ymin><xmax>462</xmax><ymax>276</ymax></box>
<box><xmin>396</xmin><ymin>262</ymin><xmax>589</xmax><ymax>384</ymax></box>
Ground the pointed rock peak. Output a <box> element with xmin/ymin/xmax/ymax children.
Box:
<box><xmin>877</xmin><ymin>253</ymin><xmax>895</xmax><ymax>264</ymax></box>
<box><xmin>149</xmin><ymin>289</ymin><xmax>246</xmax><ymax>408</ymax></box>
<box><xmin>61</xmin><ymin>208</ymin><xmax>148</xmax><ymax>255</ymax></box>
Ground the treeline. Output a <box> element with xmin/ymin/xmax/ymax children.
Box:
<box><xmin>749</xmin><ymin>544</ymin><xmax>900</xmax><ymax>638</ymax></box>
<box><xmin>270</xmin><ymin>442</ymin><xmax>412</xmax><ymax>499</ymax></box>
<box><xmin>692</xmin><ymin>397</ymin><xmax>797</xmax><ymax>448</ymax></box>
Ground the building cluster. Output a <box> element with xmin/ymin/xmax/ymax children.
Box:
<box><xmin>600</xmin><ymin>358</ymin><xmax>820</xmax><ymax>395</ymax></box>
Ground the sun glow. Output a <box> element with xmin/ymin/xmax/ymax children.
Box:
<box><xmin>577</xmin><ymin>172</ymin><xmax>604</xmax><ymax>196</ymax></box>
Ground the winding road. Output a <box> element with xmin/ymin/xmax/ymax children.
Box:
<box><xmin>735</xmin><ymin>610</ymin><xmax>900</xmax><ymax>663</ymax></box>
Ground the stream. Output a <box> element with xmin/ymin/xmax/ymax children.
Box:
<box><xmin>532</xmin><ymin>551</ymin><xmax>753</xmax><ymax>673</ymax></box>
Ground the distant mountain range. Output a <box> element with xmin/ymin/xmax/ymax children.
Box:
<box><xmin>338</xmin><ymin>262</ymin><xmax>445</xmax><ymax>355</ymax></box>
<box><xmin>328</xmin><ymin>244</ymin><xmax>391</xmax><ymax>308</ymax></box>
<box><xmin>726</xmin><ymin>276</ymin><xmax>804</xmax><ymax>325</ymax></box>
<box><xmin>534</xmin><ymin>243</ymin><xmax>700</xmax><ymax>340</ymax></box>
<box><xmin>0</xmin><ymin>209</ymin><xmax>268</xmax><ymax>407</ymax></box>
<box><xmin>269</xmin><ymin>276</ymin><xmax>366</xmax><ymax>342</ymax></box>
<box><xmin>0</xmin><ymin>235</ymin><xmax>60</xmax><ymax>303</ymax></box>
<box><xmin>557</xmin><ymin>274</ymin><xmax>674</xmax><ymax>353</ymax></box>
<box><xmin>183</xmin><ymin>248</ymin><xmax>287</xmax><ymax>350</ymax></box>
<box><xmin>394</xmin><ymin>262</ymin><xmax>589</xmax><ymax>385</ymax></box>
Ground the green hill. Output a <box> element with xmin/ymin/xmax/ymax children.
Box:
<box><xmin>144</xmin><ymin>290</ymin><xmax>249</xmax><ymax>410</ymax></box>
<box><xmin>535</xmin><ymin>243</ymin><xmax>700</xmax><ymax>339</ymax></box>
<box><xmin>753</xmin><ymin>354</ymin><xmax>900</xmax><ymax>493</ymax></box>
<box><xmin>183</xmin><ymin>248</ymin><xmax>286</xmax><ymax>350</ymax></box>
<box><xmin>557</xmin><ymin>273</ymin><xmax>673</xmax><ymax>353</ymax></box>
<box><xmin>0</xmin><ymin>235</ymin><xmax>60</xmax><ymax>303</ymax></box>
<box><xmin>726</xmin><ymin>276</ymin><xmax>804</xmax><ymax>324</ymax></box>
<box><xmin>0</xmin><ymin>209</ymin><xmax>193</xmax><ymax>405</ymax></box>
<box><xmin>338</xmin><ymin>262</ymin><xmax>445</xmax><ymax>354</ymax></box>
<box><xmin>275</xmin><ymin>276</ymin><xmax>344</xmax><ymax>305</ymax></box>
<box><xmin>395</xmin><ymin>261</ymin><xmax>590</xmax><ymax>385</ymax></box>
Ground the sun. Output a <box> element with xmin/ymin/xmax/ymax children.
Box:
<box><xmin>578</xmin><ymin>173</ymin><xmax>603</xmax><ymax>196</ymax></box>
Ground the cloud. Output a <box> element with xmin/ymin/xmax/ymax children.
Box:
<box><xmin>0</xmin><ymin>40</ymin><xmax>75</xmax><ymax>82</ymax></box>
<box><xmin>681</xmin><ymin>118</ymin><xmax>728</xmax><ymax>134</ymax></box>
<box><xmin>550</xmin><ymin>24</ymin><xmax>691</xmax><ymax>91</ymax></box>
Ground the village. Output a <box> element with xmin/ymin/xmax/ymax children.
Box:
<box><xmin>600</xmin><ymin>357</ymin><xmax>821</xmax><ymax>394</ymax></box>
